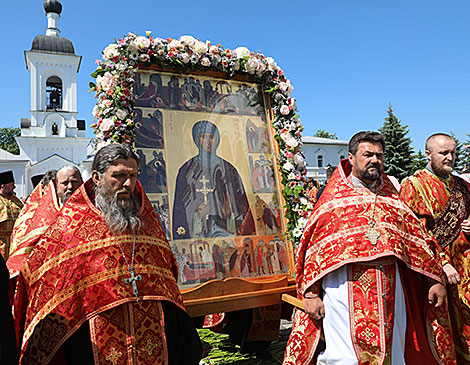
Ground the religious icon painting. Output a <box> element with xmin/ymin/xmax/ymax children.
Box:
<box><xmin>133</xmin><ymin>68</ymin><xmax>289</xmax><ymax>288</ymax></box>
<box><xmin>253</xmin><ymin>235</ymin><xmax>288</xmax><ymax>276</ymax></box>
<box><xmin>134</xmin><ymin>107</ymin><xmax>164</xmax><ymax>149</ymax></box>
<box><xmin>248</xmin><ymin>154</ymin><xmax>277</xmax><ymax>194</ymax></box>
<box><xmin>149</xmin><ymin>195</ymin><xmax>170</xmax><ymax>240</ymax></box>
<box><xmin>253</xmin><ymin>194</ymin><xmax>283</xmax><ymax>235</ymax></box>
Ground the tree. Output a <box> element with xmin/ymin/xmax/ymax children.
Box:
<box><xmin>450</xmin><ymin>132</ymin><xmax>467</xmax><ymax>172</ymax></box>
<box><xmin>378</xmin><ymin>105</ymin><xmax>414</xmax><ymax>182</ymax></box>
<box><xmin>314</xmin><ymin>129</ymin><xmax>338</xmax><ymax>139</ymax></box>
<box><xmin>410</xmin><ymin>149</ymin><xmax>428</xmax><ymax>173</ymax></box>
<box><xmin>0</xmin><ymin>127</ymin><xmax>20</xmax><ymax>155</ymax></box>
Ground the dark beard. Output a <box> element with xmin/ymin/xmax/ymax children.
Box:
<box><xmin>430</xmin><ymin>160</ymin><xmax>453</xmax><ymax>177</ymax></box>
<box><xmin>95</xmin><ymin>185</ymin><xmax>142</xmax><ymax>233</ymax></box>
<box><xmin>360</xmin><ymin>163</ymin><xmax>382</xmax><ymax>182</ymax></box>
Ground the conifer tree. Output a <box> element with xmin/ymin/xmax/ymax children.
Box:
<box><xmin>411</xmin><ymin>149</ymin><xmax>428</xmax><ymax>173</ymax></box>
<box><xmin>378</xmin><ymin>104</ymin><xmax>414</xmax><ymax>181</ymax></box>
<box><xmin>450</xmin><ymin>132</ymin><xmax>466</xmax><ymax>172</ymax></box>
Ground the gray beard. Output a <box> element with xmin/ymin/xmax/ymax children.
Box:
<box><xmin>95</xmin><ymin>185</ymin><xmax>142</xmax><ymax>233</ymax></box>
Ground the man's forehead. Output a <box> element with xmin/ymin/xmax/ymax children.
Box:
<box><xmin>428</xmin><ymin>136</ymin><xmax>456</xmax><ymax>151</ymax></box>
<box><xmin>357</xmin><ymin>141</ymin><xmax>383</xmax><ymax>153</ymax></box>
<box><xmin>58</xmin><ymin>169</ymin><xmax>80</xmax><ymax>180</ymax></box>
<box><xmin>107</xmin><ymin>158</ymin><xmax>138</xmax><ymax>171</ymax></box>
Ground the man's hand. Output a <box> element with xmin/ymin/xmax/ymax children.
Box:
<box><xmin>428</xmin><ymin>282</ymin><xmax>446</xmax><ymax>307</ymax></box>
<box><xmin>443</xmin><ymin>263</ymin><xmax>461</xmax><ymax>285</ymax></box>
<box><xmin>304</xmin><ymin>297</ymin><xmax>325</xmax><ymax>321</ymax></box>
<box><xmin>462</xmin><ymin>219</ymin><xmax>470</xmax><ymax>235</ymax></box>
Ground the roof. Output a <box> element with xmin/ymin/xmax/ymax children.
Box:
<box><xmin>0</xmin><ymin>148</ymin><xmax>26</xmax><ymax>161</ymax></box>
<box><xmin>30</xmin><ymin>34</ymin><xmax>75</xmax><ymax>55</ymax></box>
<box><xmin>302</xmin><ymin>136</ymin><xmax>348</xmax><ymax>145</ymax></box>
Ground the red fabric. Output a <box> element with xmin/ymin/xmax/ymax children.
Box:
<box><xmin>401</xmin><ymin>169</ymin><xmax>470</xmax><ymax>363</ymax></box>
<box><xmin>283</xmin><ymin>160</ymin><xmax>456</xmax><ymax>365</ymax></box>
<box><xmin>14</xmin><ymin>179</ymin><xmax>183</xmax><ymax>364</ymax></box>
<box><xmin>7</xmin><ymin>180</ymin><xmax>60</xmax><ymax>280</ymax></box>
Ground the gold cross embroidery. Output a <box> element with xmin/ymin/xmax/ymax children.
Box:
<box><xmin>105</xmin><ymin>347</ymin><xmax>123</xmax><ymax>365</ymax></box>
<box><xmin>142</xmin><ymin>338</ymin><xmax>159</xmax><ymax>356</ymax></box>
<box><xmin>196</xmin><ymin>175</ymin><xmax>214</xmax><ymax>202</ymax></box>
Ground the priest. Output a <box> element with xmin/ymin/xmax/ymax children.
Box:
<box><xmin>0</xmin><ymin>170</ymin><xmax>23</xmax><ymax>260</ymax></box>
<box><xmin>14</xmin><ymin>143</ymin><xmax>202</xmax><ymax>364</ymax></box>
<box><xmin>284</xmin><ymin>131</ymin><xmax>456</xmax><ymax>364</ymax></box>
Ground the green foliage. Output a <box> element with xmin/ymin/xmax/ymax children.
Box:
<box><xmin>378</xmin><ymin>105</ymin><xmax>414</xmax><ymax>181</ymax></box>
<box><xmin>450</xmin><ymin>132</ymin><xmax>468</xmax><ymax>172</ymax></box>
<box><xmin>410</xmin><ymin>149</ymin><xmax>428</xmax><ymax>173</ymax></box>
<box><xmin>198</xmin><ymin>329</ymin><xmax>253</xmax><ymax>364</ymax></box>
<box><xmin>0</xmin><ymin>127</ymin><xmax>20</xmax><ymax>155</ymax></box>
<box><xmin>314</xmin><ymin>129</ymin><xmax>338</xmax><ymax>139</ymax></box>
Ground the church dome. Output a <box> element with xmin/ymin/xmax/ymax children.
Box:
<box><xmin>44</xmin><ymin>0</ymin><xmax>62</xmax><ymax>14</ymax></box>
<box><xmin>31</xmin><ymin>34</ymin><xmax>75</xmax><ymax>55</ymax></box>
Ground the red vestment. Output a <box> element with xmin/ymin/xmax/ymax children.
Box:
<box><xmin>7</xmin><ymin>180</ymin><xmax>60</xmax><ymax>281</ymax></box>
<box><xmin>284</xmin><ymin>160</ymin><xmax>456</xmax><ymax>365</ymax></box>
<box><xmin>14</xmin><ymin>179</ymin><xmax>191</xmax><ymax>364</ymax></box>
<box><xmin>401</xmin><ymin>168</ymin><xmax>470</xmax><ymax>363</ymax></box>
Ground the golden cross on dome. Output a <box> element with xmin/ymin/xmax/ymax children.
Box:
<box><xmin>196</xmin><ymin>175</ymin><xmax>214</xmax><ymax>202</ymax></box>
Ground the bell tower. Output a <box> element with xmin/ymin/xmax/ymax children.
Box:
<box><xmin>17</xmin><ymin>0</ymin><xmax>89</xmax><ymax>166</ymax></box>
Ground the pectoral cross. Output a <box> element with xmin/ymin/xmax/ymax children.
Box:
<box><xmin>196</xmin><ymin>176</ymin><xmax>214</xmax><ymax>202</ymax></box>
<box><xmin>124</xmin><ymin>266</ymin><xmax>142</xmax><ymax>301</ymax></box>
<box><xmin>365</xmin><ymin>224</ymin><xmax>381</xmax><ymax>246</ymax></box>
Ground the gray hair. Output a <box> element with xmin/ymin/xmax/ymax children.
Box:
<box><xmin>92</xmin><ymin>143</ymin><xmax>140</xmax><ymax>175</ymax></box>
<box><xmin>57</xmin><ymin>165</ymin><xmax>81</xmax><ymax>175</ymax></box>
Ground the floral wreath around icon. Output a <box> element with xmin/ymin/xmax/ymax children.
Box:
<box><xmin>90</xmin><ymin>33</ymin><xmax>312</xmax><ymax>248</ymax></box>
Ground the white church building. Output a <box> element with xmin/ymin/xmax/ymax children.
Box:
<box><xmin>302</xmin><ymin>136</ymin><xmax>349</xmax><ymax>184</ymax></box>
<box><xmin>0</xmin><ymin>0</ymin><xmax>91</xmax><ymax>198</ymax></box>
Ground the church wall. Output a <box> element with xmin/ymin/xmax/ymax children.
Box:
<box><xmin>302</xmin><ymin>139</ymin><xmax>348</xmax><ymax>182</ymax></box>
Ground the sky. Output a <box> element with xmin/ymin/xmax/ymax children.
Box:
<box><xmin>1</xmin><ymin>0</ymin><xmax>469</xmax><ymax>152</ymax></box>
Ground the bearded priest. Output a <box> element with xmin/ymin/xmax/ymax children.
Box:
<box><xmin>283</xmin><ymin>131</ymin><xmax>456</xmax><ymax>364</ymax></box>
<box><xmin>13</xmin><ymin>143</ymin><xmax>202</xmax><ymax>364</ymax></box>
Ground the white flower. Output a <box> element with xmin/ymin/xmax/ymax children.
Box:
<box><xmin>134</xmin><ymin>36</ymin><xmax>151</xmax><ymax>50</ymax></box>
<box><xmin>180</xmin><ymin>53</ymin><xmax>190</xmax><ymax>64</ymax></box>
<box><xmin>279</xmin><ymin>82</ymin><xmax>289</xmax><ymax>93</ymax></box>
<box><xmin>201</xmin><ymin>57</ymin><xmax>211</xmax><ymax>67</ymax></box>
<box><xmin>168</xmin><ymin>39</ymin><xmax>182</xmax><ymax>49</ymax></box>
<box><xmin>294</xmin><ymin>153</ymin><xmax>304</xmax><ymax>166</ymax></box>
<box><xmin>194</xmin><ymin>40</ymin><xmax>208</xmax><ymax>54</ymax></box>
<box><xmin>281</xmin><ymin>132</ymin><xmax>299</xmax><ymax>148</ymax></box>
<box><xmin>116</xmin><ymin>109</ymin><xmax>128</xmax><ymax>120</ymax></box>
<box><xmin>298</xmin><ymin>217</ymin><xmax>308</xmax><ymax>228</ymax></box>
<box><xmin>256</xmin><ymin>62</ymin><xmax>266</xmax><ymax>73</ymax></box>
<box><xmin>283</xmin><ymin>161</ymin><xmax>294</xmax><ymax>171</ymax></box>
<box><xmin>292</xmin><ymin>227</ymin><xmax>303</xmax><ymax>238</ymax></box>
<box><xmin>139</xmin><ymin>54</ymin><xmax>150</xmax><ymax>62</ymax></box>
<box><xmin>102</xmin><ymin>44</ymin><xmax>119</xmax><ymax>60</ymax></box>
<box><xmin>96</xmin><ymin>72</ymin><xmax>116</xmax><ymax>92</ymax></box>
<box><xmin>300</xmin><ymin>197</ymin><xmax>308</xmax><ymax>206</ymax></box>
<box><xmin>234</xmin><ymin>46</ymin><xmax>250</xmax><ymax>59</ymax></box>
<box><xmin>92</xmin><ymin>105</ymin><xmax>99</xmax><ymax>117</ymax></box>
<box><xmin>179</xmin><ymin>35</ymin><xmax>196</xmax><ymax>47</ymax></box>
<box><xmin>266</xmin><ymin>57</ymin><xmax>277</xmax><ymax>70</ymax></box>
<box><xmin>288</xmin><ymin>172</ymin><xmax>296</xmax><ymax>180</ymax></box>
<box><xmin>245</xmin><ymin>58</ymin><xmax>259</xmax><ymax>74</ymax></box>
<box><xmin>280</xmin><ymin>105</ymin><xmax>290</xmax><ymax>115</ymax></box>
<box><xmin>209</xmin><ymin>45</ymin><xmax>219</xmax><ymax>54</ymax></box>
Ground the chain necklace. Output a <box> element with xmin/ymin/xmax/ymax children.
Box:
<box><xmin>358</xmin><ymin>190</ymin><xmax>381</xmax><ymax>247</ymax></box>
<box><xmin>111</xmin><ymin>229</ymin><xmax>141</xmax><ymax>301</ymax></box>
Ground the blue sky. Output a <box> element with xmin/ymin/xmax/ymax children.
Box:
<box><xmin>1</xmin><ymin>0</ymin><xmax>469</xmax><ymax>152</ymax></box>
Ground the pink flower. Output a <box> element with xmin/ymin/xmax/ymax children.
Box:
<box><xmin>100</xmin><ymin>118</ymin><xmax>114</xmax><ymax>132</ymax></box>
<box><xmin>286</xmin><ymin>151</ymin><xmax>294</xmax><ymax>158</ymax></box>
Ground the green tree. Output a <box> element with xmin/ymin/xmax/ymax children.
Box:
<box><xmin>410</xmin><ymin>149</ymin><xmax>428</xmax><ymax>173</ymax></box>
<box><xmin>378</xmin><ymin>105</ymin><xmax>414</xmax><ymax>181</ymax></box>
<box><xmin>0</xmin><ymin>127</ymin><xmax>20</xmax><ymax>155</ymax></box>
<box><xmin>314</xmin><ymin>129</ymin><xmax>338</xmax><ymax>139</ymax></box>
<box><xmin>450</xmin><ymin>132</ymin><xmax>466</xmax><ymax>172</ymax></box>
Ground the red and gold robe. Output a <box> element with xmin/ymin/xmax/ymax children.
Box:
<box><xmin>14</xmin><ymin>179</ymin><xmax>187</xmax><ymax>364</ymax></box>
<box><xmin>7</xmin><ymin>180</ymin><xmax>59</xmax><ymax>281</ymax></box>
<box><xmin>0</xmin><ymin>193</ymin><xmax>23</xmax><ymax>260</ymax></box>
<box><xmin>401</xmin><ymin>168</ymin><xmax>470</xmax><ymax>363</ymax></box>
<box><xmin>284</xmin><ymin>160</ymin><xmax>456</xmax><ymax>365</ymax></box>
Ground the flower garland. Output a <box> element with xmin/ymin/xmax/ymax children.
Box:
<box><xmin>90</xmin><ymin>33</ymin><xmax>312</xmax><ymax>249</ymax></box>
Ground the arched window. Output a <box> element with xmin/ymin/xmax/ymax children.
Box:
<box><xmin>46</xmin><ymin>76</ymin><xmax>62</xmax><ymax>109</ymax></box>
<box><xmin>317</xmin><ymin>155</ymin><xmax>323</xmax><ymax>168</ymax></box>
